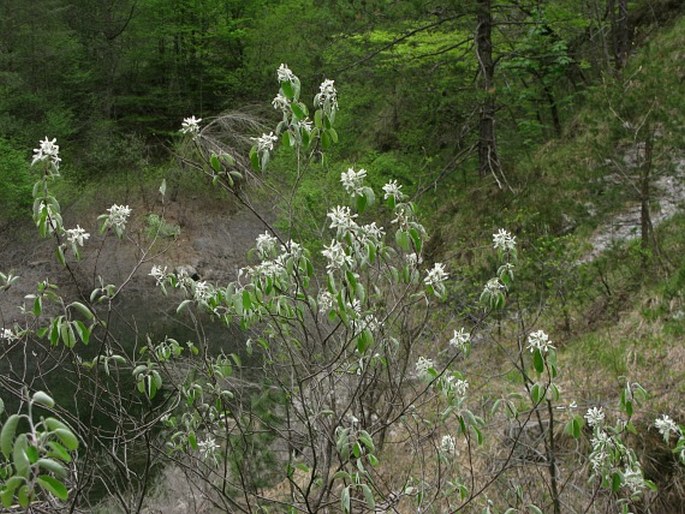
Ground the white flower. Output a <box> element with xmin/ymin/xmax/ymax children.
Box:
<box><xmin>449</xmin><ymin>328</ymin><xmax>470</xmax><ymax>351</ymax></box>
<box><xmin>65</xmin><ymin>225</ymin><xmax>90</xmax><ymax>247</ymax></box>
<box><xmin>444</xmin><ymin>375</ymin><xmax>469</xmax><ymax>398</ymax></box>
<box><xmin>526</xmin><ymin>330</ymin><xmax>554</xmax><ymax>354</ymax></box>
<box><xmin>272</xmin><ymin>93</ymin><xmax>289</xmax><ymax>111</ymax></box>
<box><xmin>149</xmin><ymin>265</ymin><xmax>168</xmax><ymax>286</ymax></box>
<box><xmin>318</xmin><ymin>291</ymin><xmax>335</xmax><ymax>315</ymax></box>
<box><xmin>322</xmin><ymin>240</ymin><xmax>353</xmax><ymax>272</ymax></box>
<box><xmin>297</xmin><ymin>118</ymin><xmax>313</xmax><ymax>133</ymax></box>
<box><xmin>255</xmin><ymin>231</ymin><xmax>278</xmax><ymax>258</ymax></box>
<box><xmin>277</xmin><ymin>63</ymin><xmax>296</xmax><ymax>83</ymax></box>
<box><xmin>105</xmin><ymin>204</ymin><xmax>131</xmax><ymax>233</ymax></box>
<box><xmin>1</xmin><ymin>328</ymin><xmax>18</xmax><ymax>342</ymax></box>
<box><xmin>252</xmin><ymin>132</ymin><xmax>278</xmax><ymax>153</ymax></box>
<box><xmin>440</xmin><ymin>435</ymin><xmax>456</xmax><ymax>455</ymax></box>
<box><xmin>415</xmin><ymin>356</ymin><xmax>434</xmax><ymax>378</ymax></box>
<box><xmin>655</xmin><ymin>414</ymin><xmax>680</xmax><ymax>441</ymax></box>
<box><xmin>492</xmin><ymin>229</ymin><xmax>516</xmax><ymax>252</ymax></box>
<box><xmin>314</xmin><ymin>79</ymin><xmax>338</xmax><ymax>114</ymax></box>
<box><xmin>31</xmin><ymin>137</ymin><xmax>61</xmax><ymax>168</ymax></box>
<box><xmin>382</xmin><ymin>180</ymin><xmax>404</xmax><ymax>201</ymax></box>
<box><xmin>406</xmin><ymin>252</ymin><xmax>423</xmax><ymax>268</ymax></box>
<box><xmin>623</xmin><ymin>466</ymin><xmax>646</xmax><ymax>495</ymax></box>
<box><xmin>197</xmin><ymin>435</ymin><xmax>220</xmax><ymax>461</ymax></box>
<box><xmin>483</xmin><ymin>278</ymin><xmax>504</xmax><ymax>295</ymax></box>
<box><xmin>327</xmin><ymin>205</ymin><xmax>358</xmax><ymax>236</ymax></box>
<box><xmin>193</xmin><ymin>281</ymin><xmax>213</xmax><ymax>303</ymax></box>
<box><xmin>585</xmin><ymin>407</ymin><xmax>605</xmax><ymax>428</ymax></box>
<box><xmin>180</xmin><ymin>116</ymin><xmax>202</xmax><ymax>136</ymax></box>
<box><xmin>424</xmin><ymin>263</ymin><xmax>448</xmax><ymax>288</ymax></box>
<box><xmin>340</xmin><ymin>168</ymin><xmax>367</xmax><ymax>197</ymax></box>
<box><xmin>281</xmin><ymin>240</ymin><xmax>303</xmax><ymax>260</ymax></box>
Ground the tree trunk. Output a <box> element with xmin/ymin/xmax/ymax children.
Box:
<box><xmin>475</xmin><ymin>0</ymin><xmax>501</xmax><ymax>182</ymax></box>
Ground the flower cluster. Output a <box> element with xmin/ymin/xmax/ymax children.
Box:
<box><xmin>322</xmin><ymin>240</ymin><xmax>353</xmax><ymax>272</ymax></box>
<box><xmin>314</xmin><ymin>79</ymin><xmax>338</xmax><ymax>115</ymax></box>
<box><xmin>103</xmin><ymin>204</ymin><xmax>132</xmax><ymax>236</ymax></box>
<box><xmin>31</xmin><ymin>137</ymin><xmax>62</xmax><ymax>169</ymax></box>
<box><xmin>424</xmin><ymin>263</ymin><xmax>448</xmax><ymax>289</ymax></box>
<box><xmin>252</xmin><ymin>132</ymin><xmax>278</xmax><ymax>153</ymax></box>
<box><xmin>1</xmin><ymin>328</ymin><xmax>18</xmax><ymax>342</ymax></box>
<box><xmin>492</xmin><ymin>229</ymin><xmax>516</xmax><ymax>252</ymax></box>
<box><xmin>415</xmin><ymin>356</ymin><xmax>435</xmax><ymax>379</ymax></box>
<box><xmin>65</xmin><ymin>225</ymin><xmax>90</xmax><ymax>247</ymax></box>
<box><xmin>449</xmin><ymin>328</ymin><xmax>470</xmax><ymax>351</ymax></box>
<box><xmin>440</xmin><ymin>435</ymin><xmax>456</xmax><ymax>456</ymax></box>
<box><xmin>149</xmin><ymin>265</ymin><xmax>168</xmax><ymax>287</ymax></box>
<box><xmin>340</xmin><ymin>168</ymin><xmax>367</xmax><ymax>197</ymax></box>
<box><xmin>277</xmin><ymin>63</ymin><xmax>296</xmax><ymax>83</ymax></box>
<box><xmin>193</xmin><ymin>281</ymin><xmax>214</xmax><ymax>304</ymax></box>
<box><xmin>526</xmin><ymin>330</ymin><xmax>554</xmax><ymax>354</ymax></box>
<box><xmin>327</xmin><ymin>205</ymin><xmax>358</xmax><ymax>236</ymax></box>
<box><xmin>584</xmin><ymin>406</ymin><xmax>605</xmax><ymax>428</ymax></box>
<box><xmin>255</xmin><ymin>231</ymin><xmax>279</xmax><ymax>258</ymax></box>
<box><xmin>382</xmin><ymin>180</ymin><xmax>405</xmax><ymax>202</ymax></box>
<box><xmin>655</xmin><ymin>414</ymin><xmax>680</xmax><ymax>442</ymax></box>
<box><xmin>197</xmin><ymin>435</ymin><xmax>220</xmax><ymax>462</ymax></box>
<box><xmin>272</xmin><ymin>93</ymin><xmax>289</xmax><ymax>112</ymax></box>
<box><xmin>180</xmin><ymin>116</ymin><xmax>202</xmax><ymax>137</ymax></box>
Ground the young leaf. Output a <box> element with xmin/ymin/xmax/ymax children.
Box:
<box><xmin>36</xmin><ymin>475</ymin><xmax>68</xmax><ymax>501</ymax></box>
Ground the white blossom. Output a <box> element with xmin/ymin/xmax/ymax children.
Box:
<box><xmin>197</xmin><ymin>435</ymin><xmax>220</xmax><ymax>461</ymax></box>
<box><xmin>340</xmin><ymin>168</ymin><xmax>367</xmax><ymax>197</ymax></box>
<box><xmin>297</xmin><ymin>118</ymin><xmax>313</xmax><ymax>133</ymax></box>
<box><xmin>104</xmin><ymin>204</ymin><xmax>131</xmax><ymax>234</ymax></box>
<box><xmin>31</xmin><ymin>137</ymin><xmax>61</xmax><ymax>168</ymax></box>
<box><xmin>622</xmin><ymin>466</ymin><xmax>646</xmax><ymax>495</ymax></box>
<box><xmin>415</xmin><ymin>356</ymin><xmax>434</xmax><ymax>379</ymax></box>
<box><xmin>277</xmin><ymin>63</ymin><xmax>296</xmax><ymax>83</ymax></box>
<box><xmin>180</xmin><ymin>116</ymin><xmax>202</xmax><ymax>136</ymax></box>
<box><xmin>405</xmin><ymin>252</ymin><xmax>423</xmax><ymax>268</ymax></box>
<box><xmin>526</xmin><ymin>330</ymin><xmax>554</xmax><ymax>354</ymax></box>
<box><xmin>252</xmin><ymin>132</ymin><xmax>278</xmax><ymax>153</ymax></box>
<box><xmin>585</xmin><ymin>407</ymin><xmax>605</xmax><ymax>428</ymax></box>
<box><xmin>149</xmin><ymin>265</ymin><xmax>168</xmax><ymax>286</ymax></box>
<box><xmin>193</xmin><ymin>281</ymin><xmax>214</xmax><ymax>303</ymax></box>
<box><xmin>272</xmin><ymin>93</ymin><xmax>289</xmax><ymax>111</ymax></box>
<box><xmin>449</xmin><ymin>328</ymin><xmax>470</xmax><ymax>351</ymax></box>
<box><xmin>483</xmin><ymin>278</ymin><xmax>505</xmax><ymax>295</ymax></box>
<box><xmin>314</xmin><ymin>79</ymin><xmax>338</xmax><ymax>114</ymax></box>
<box><xmin>440</xmin><ymin>435</ymin><xmax>456</xmax><ymax>455</ymax></box>
<box><xmin>1</xmin><ymin>328</ymin><xmax>18</xmax><ymax>342</ymax></box>
<box><xmin>322</xmin><ymin>240</ymin><xmax>353</xmax><ymax>272</ymax></box>
<box><xmin>281</xmin><ymin>240</ymin><xmax>303</xmax><ymax>260</ymax></box>
<box><xmin>382</xmin><ymin>180</ymin><xmax>405</xmax><ymax>201</ymax></box>
<box><xmin>492</xmin><ymin>229</ymin><xmax>516</xmax><ymax>252</ymax></box>
<box><xmin>65</xmin><ymin>225</ymin><xmax>90</xmax><ymax>247</ymax></box>
<box><xmin>444</xmin><ymin>375</ymin><xmax>469</xmax><ymax>398</ymax></box>
<box><xmin>327</xmin><ymin>205</ymin><xmax>358</xmax><ymax>236</ymax></box>
<box><xmin>318</xmin><ymin>291</ymin><xmax>335</xmax><ymax>315</ymax></box>
<box><xmin>255</xmin><ymin>231</ymin><xmax>278</xmax><ymax>258</ymax></box>
<box><xmin>655</xmin><ymin>414</ymin><xmax>680</xmax><ymax>441</ymax></box>
<box><xmin>424</xmin><ymin>263</ymin><xmax>448</xmax><ymax>288</ymax></box>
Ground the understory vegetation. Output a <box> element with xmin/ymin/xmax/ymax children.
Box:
<box><xmin>1</xmin><ymin>1</ymin><xmax>685</xmax><ymax>513</ymax></box>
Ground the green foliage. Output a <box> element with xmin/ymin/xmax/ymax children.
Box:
<box><xmin>0</xmin><ymin>138</ymin><xmax>33</xmax><ymax>221</ymax></box>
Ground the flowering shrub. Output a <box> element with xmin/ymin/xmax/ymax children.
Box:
<box><xmin>0</xmin><ymin>66</ymin><xmax>682</xmax><ymax>513</ymax></box>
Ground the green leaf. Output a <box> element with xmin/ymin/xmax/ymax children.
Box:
<box><xmin>13</xmin><ymin>434</ymin><xmax>30</xmax><ymax>477</ymax></box>
<box><xmin>53</xmin><ymin>428</ymin><xmax>78</xmax><ymax>451</ymax></box>
<box><xmin>358</xmin><ymin>430</ymin><xmax>375</xmax><ymax>452</ymax></box>
<box><xmin>361</xmin><ymin>484</ymin><xmax>375</xmax><ymax>509</ymax></box>
<box><xmin>55</xmin><ymin>245</ymin><xmax>66</xmax><ymax>267</ymax></box>
<box><xmin>37</xmin><ymin>458</ymin><xmax>66</xmax><ymax>477</ymax></box>
<box><xmin>533</xmin><ymin>349</ymin><xmax>544</xmax><ymax>374</ymax></box>
<box><xmin>341</xmin><ymin>486</ymin><xmax>351</xmax><ymax>513</ymax></box>
<box><xmin>281</xmin><ymin>81</ymin><xmax>294</xmax><ymax>100</ymax></box>
<box><xmin>33</xmin><ymin>296</ymin><xmax>42</xmax><ymax>317</ymax></box>
<box><xmin>73</xmin><ymin>320</ymin><xmax>90</xmax><ymax>345</ymax></box>
<box><xmin>159</xmin><ymin>179</ymin><xmax>167</xmax><ymax>197</ymax></box>
<box><xmin>17</xmin><ymin>484</ymin><xmax>29</xmax><ymax>508</ymax></box>
<box><xmin>611</xmin><ymin>472</ymin><xmax>622</xmax><ymax>492</ymax></box>
<box><xmin>36</xmin><ymin>474</ymin><xmax>68</xmax><ymax>501</ymax></box>
<box><xmin>46</xmin><ymin>441</ymin><xmax>71</xmax><ymax>463</ymax></box>
<box><xmin>210</xmin><ymin>154</ymin><xmax>222</xmax><ymax>172</ymax></box>
<box><xmin>291</xmin><ymin>102</ymin><xmax>307</xmax><ymax>120</ymax></box>
<box><xmin>32</xmin><ymin>391</ymin><xmax>55</xmax><ymax>409</ymax></box>
<box><xmin>528</xmin><ymin>505</ymin><xmax>543</xmax><ymax>514</ymax></box>
<box><xmin>1</xmin><ymin>414</ymin><xmax>20</xmax><ymax>459</ymax></box>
